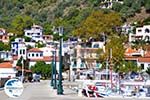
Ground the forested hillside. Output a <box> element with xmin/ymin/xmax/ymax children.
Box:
<box><xmin>0</xmin><ymin>0</ymin><xmax>150</xmax><ymax>36</ymax></box>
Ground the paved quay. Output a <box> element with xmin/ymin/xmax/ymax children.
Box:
<box><xmin>0</xmin><ymin>80</ymin><xmax>150</xmax><ymax>100</ymax></box>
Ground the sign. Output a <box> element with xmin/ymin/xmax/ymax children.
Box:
<box><xmin>4</xmin><ymin>78</ymin><xmax>24</xmax><ymax>98</ymax></box>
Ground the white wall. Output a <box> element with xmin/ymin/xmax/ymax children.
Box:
<box><xmin>39</xmin><ymin>47</ymin><xmax>53</xmax><ymax>57</ymax></box>
<box><xmin>0</xmin><ymin>68</ymin><xmax>16</xmax><ymax>78</ymax></box>
<box><xmin>137</xmin><ymin>62</ymin><xmax>150</xmax><ymax>71</ymax></box>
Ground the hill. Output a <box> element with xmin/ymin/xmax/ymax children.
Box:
<box><xmin>0</xmin><ymin>0</ymin><xmax>150</xmax><ymax>36</ymax></box>
<box><xmin>127</xmin><ymin>7</ymin><xmax>150</xmax><ymax>24</ymax></box>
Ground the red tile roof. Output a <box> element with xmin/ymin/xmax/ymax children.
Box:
<box><xmin>138</xmin><ymin>57</ymin><xmax>150</xmax><ymax>62</ymax></box>
<box><xmin>125</xmin><ymin>48</ymin><xmax>137</xmax><ymax>54</ymax></box>
<box><xmin>29</xmin><ymin>56</ymin><xmax>59</xmax><ymax>62</ymax></box>
<box><xmin>28</xmin><ymin>48</ymin><xmax>42</xmax><ymax>52</ymax></box>
<box><xmin>125</xmin><ymin>55</ymin><xmax>139</xmax><ymax>61</ymax></box>
<box><xmin>0</xmin><ymin>62</ymin><xmax>12</xmax><ymax>68</ymax></box>
<box><xmin>144</xmin><ymin>51</ymin><xmax>150</xmax><ymax>57</ymax></box>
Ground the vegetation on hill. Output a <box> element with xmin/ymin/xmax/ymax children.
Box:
<box><xmin>0</xmin><ymin>0</ymin><xmax>149</xmax><ymax>37</ymax></box>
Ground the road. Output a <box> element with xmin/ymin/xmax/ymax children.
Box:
<box><xmin>0</xmin><ymin>80</ymin><xmax>86</xmax><ymax>100</ymax></box>
<box><xmin>0</xmin><ymin>80</ymin><xmax>149</xmax><ymax>100</ymax></box>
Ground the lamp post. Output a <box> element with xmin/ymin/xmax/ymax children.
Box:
<box><xmin>21</xmin><ymin>59</ymin><xmax>24</xmax><ymax>83</ymax></box>
<box><xmin>53</xmin><ymin>44</ymin><xmax>57</xmax><ymax>89</ymax></box>
<box><xmin>57</xmin><ymin>27</ymin><xmax>64</xmax><ymax>95</ymax></box>
<box><xmin>51</xmin><ymin>51</ymin><xmax>54</xmax><ymax>86</ymax></box>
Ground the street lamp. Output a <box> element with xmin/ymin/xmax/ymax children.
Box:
<box><xmin>53</xmin><ymin>43</ymin><xmax>57</xmax><ymax>89</ymax></box>
<box><xmin>57</xmin><ymin>26</ymin><xmax>64</xmax><ymax>95</ymax></box>
<box><xmin>51</xmin><ymin>51</ymin><xmax>54</xmax><ymax>87</ymax></box>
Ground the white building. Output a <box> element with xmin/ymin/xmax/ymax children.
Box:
<box><xmin>25</xmin><ymin>42</ymin><xmax>36</xmax><ymax>48</ymax></box>
<box><xmin>129</xmin><ymin>25</ymin><xmax>150</xmax><ymax>42</ymax></box>
<box><xmin>24</xmin><ymin>24</ymin><xmax>43</xmax><ymax>42</ymax></box>
<box><xmin>125</xmin><ymin>47</ymin><xmax>150</xmax><ymax>71</ymax></box>
<box><xmin>43</xmin><ymin>35</ymin><xmax>53</xmax><ymax>43</ymax></box>
<box><xmin>137</xmin><ymin>51</ymin><xmax>150</xmax><ymax>71</ymax></box>
<box><xmin>121</xmin><ymin>23</ymin><xmax>134</xmax><ymax>34</ymax></box>
<box><xmin>11</xmin><ymin>38</ymin><xmax>27</xmax><ymax>60</ymax></box>
<box><xmin>0</xmin><ymin>62</ymin><xmax>16</xmax><ymax>78</ymax></box>
<box><xmin>92</xmin><ymin>41</ymin><xmax>105</xmax><ymax>48</ymax></box>
<box><xmin>0</xmin><ymin>51</ymin><xmax>12</xmax><ymax>61</ymax></box>
<box><xmin>100</xmin><ymin>0</ymin><xmax>123</xmax><ymax>9</ymax></box>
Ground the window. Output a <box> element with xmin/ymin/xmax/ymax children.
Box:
<box><xmin>141</xmin><ymin>64</ymin><xmax>144</xmax><ymax>70</ymax></box>
<box><xmin>40</xmin><ymin>53</ymin><xmax>43</xmax><ymax>57</ymax></box>
<box><xmin>37</xmin><ymin>33</ymin><xmax>40</xmax><ymax>35</ymax></box>
<box><xmin>12</xmin><ymin>49</ymin><xmax>15</xmax><ymax>53</ymax></box>
<box><xmin>138</xmin><ymin>29</ymin><xmax>142</xmax><ymax>32</ymax></box>
<box><xmin>36</xmin><ymin>53</ymin><xmax>38</xmax><ymax>57</ymax></box>
<box><xmin>73</xmin><ymin>61</ymin><xmax>76</xmax><ymax>67</ymax></box>
<box><xmin>27</xmin><ymin>33</ymin><xmax>30</xmax><ymax>35</ymax></box>
<box><xmin>93</xmin><ymin>44</ymin><xmax>99</xmax><ymax>48</ymax></box>
<box><xmin>145</xmin><ymin>28</ymin><xmax>150</xmax><ymax>33</ymax></box>
<box><xmin>80</xmin><ymin>63</ymin><xmax>84</xmax><ymax>67</ymax></box>
<box><xmin>32</xmin><ymin>53</ymin><xmax>34</xmax><ymax>57</ymax></box>
<box><xmin>6</xmin><ymin>53</ymin><xmax>8</xmax><ymax>58</ymax></box>
<box><xmin>29</xmin><ymin>54</ymin><xmax>30</xmax><ymax>57</ymax></box>
<box><xmin>23</xmin><ymin>49</ymin><xmax>25</xmax><ymax>54</ymax></box>
<box><xmin>20</xmin><ymin>50</ymin><xmax>22</xmax><ymax>54</ymax></box>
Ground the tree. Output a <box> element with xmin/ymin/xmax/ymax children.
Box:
<box><xmin>16</xmin><ymin>56</ymin><xmax>24</xmax><ymax>67</ymax></box>
<box><xmin>16</xmin><ymin>56</ymin><xmax>29</xmax><ymax>69</ymax></box>
<box><xmin>31</xmin><ymin>61</ymin><xmax>52</xmax><ymax>79</ymax></box>
<box><xmin>11</xmin><ymin>15</ymin><xmax>34</xmax><ymax>36</ymax></box>
<box><xmin>23</xmin><ymin>36</ymin><xmax>31</xmax><ymax>42</ymax></box>
<box><xmin>146</xmin><ymin>67</ymin><xmax>150</xmax><ymax>76</ymax></box>
<box><xmin>0</xmin><ymin>42</ymin><xmax>10</xmax><ymax>51</ymax></box>
<box><xmin>145</xmin><ymin>0</ymin><xmax>150</xmax><ymax>12</ymax></box>
<box><xmin>118</xmin><ymin>61</ymin><xmax>141</xmax><ymax>73</ymax></box>
<box><xmin>73</xmin><ymin>10</ymin><xmax>122</xmax><ymax>40</ymax></box>
<box><xmin>99</xmin><ymin>35</ymin><xmax>126</xmax><ymax>69</ymax></box>
<box><xmin>112</xmin><ymin>2</ymin><xmax>123</xmax><ymax>12</ymax></box>
<box><xmin>35</xmin><ymin>41</ymin><xmax>45</xmax><ymax>48</ymax></box>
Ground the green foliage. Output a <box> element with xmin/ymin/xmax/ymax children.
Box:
<box><xmin>112</xmin><ymin>2</ymin><xmax>123</xmax><ymax>12</ymax></box>
<box><xmin>145</xmin><ymin>0</ymin><xmax>150</xmax><ymax>11</ymax></box>
<box><xmin>73</xmin><ymin>10</ymin><xmax>122</xmax><ymax>40</ymax></box>
<box><xmin>31</xmin><ymin>61</ymin><xmax>52</xmax><ymax>79</ymax></box>
<box><xmin>11</xmin><ymin>15</ymin><xmax>34</xmax><ymax>36</ymax></box>
<box><xmin>0</xmin><ymin>0</ymin><xmax>148</xmax><ymax>36</ymax></box>
<box><xmin>105</xmin><ymin>35</ymin><xmax>126</xmax><ymax>64</ymax></box>
<box><xmin>118</xmin><ymin>61</ymin><xmax>141</xmax><ymax>73</ymax></box>
<box><xmin>0</xmin><ymin>42</ymin><xmax>10</xmax><ymax>51</ymax></box>
<box><xmin>143</xmin><ymin>17</ymin><xmax>150</xmax><ymax>25</ymax></box>
<box><xmin>22</xmin><ymin>36</ymin><xmax>31</xmax><ymax>42</ymax></box>
<box><xmin>35</xmin><ymin>41</ymin><xmax>45</xmax><ymax>48</ymax></box>
<box><xmin>146</xmin><ymin>67</ymin><xmax>150</xmax><ymax>75</ymax></box>
<box><xmin>16</xmin><ymin>56</ymin><xmax>23</xmax><ymax>67</ymax></box>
